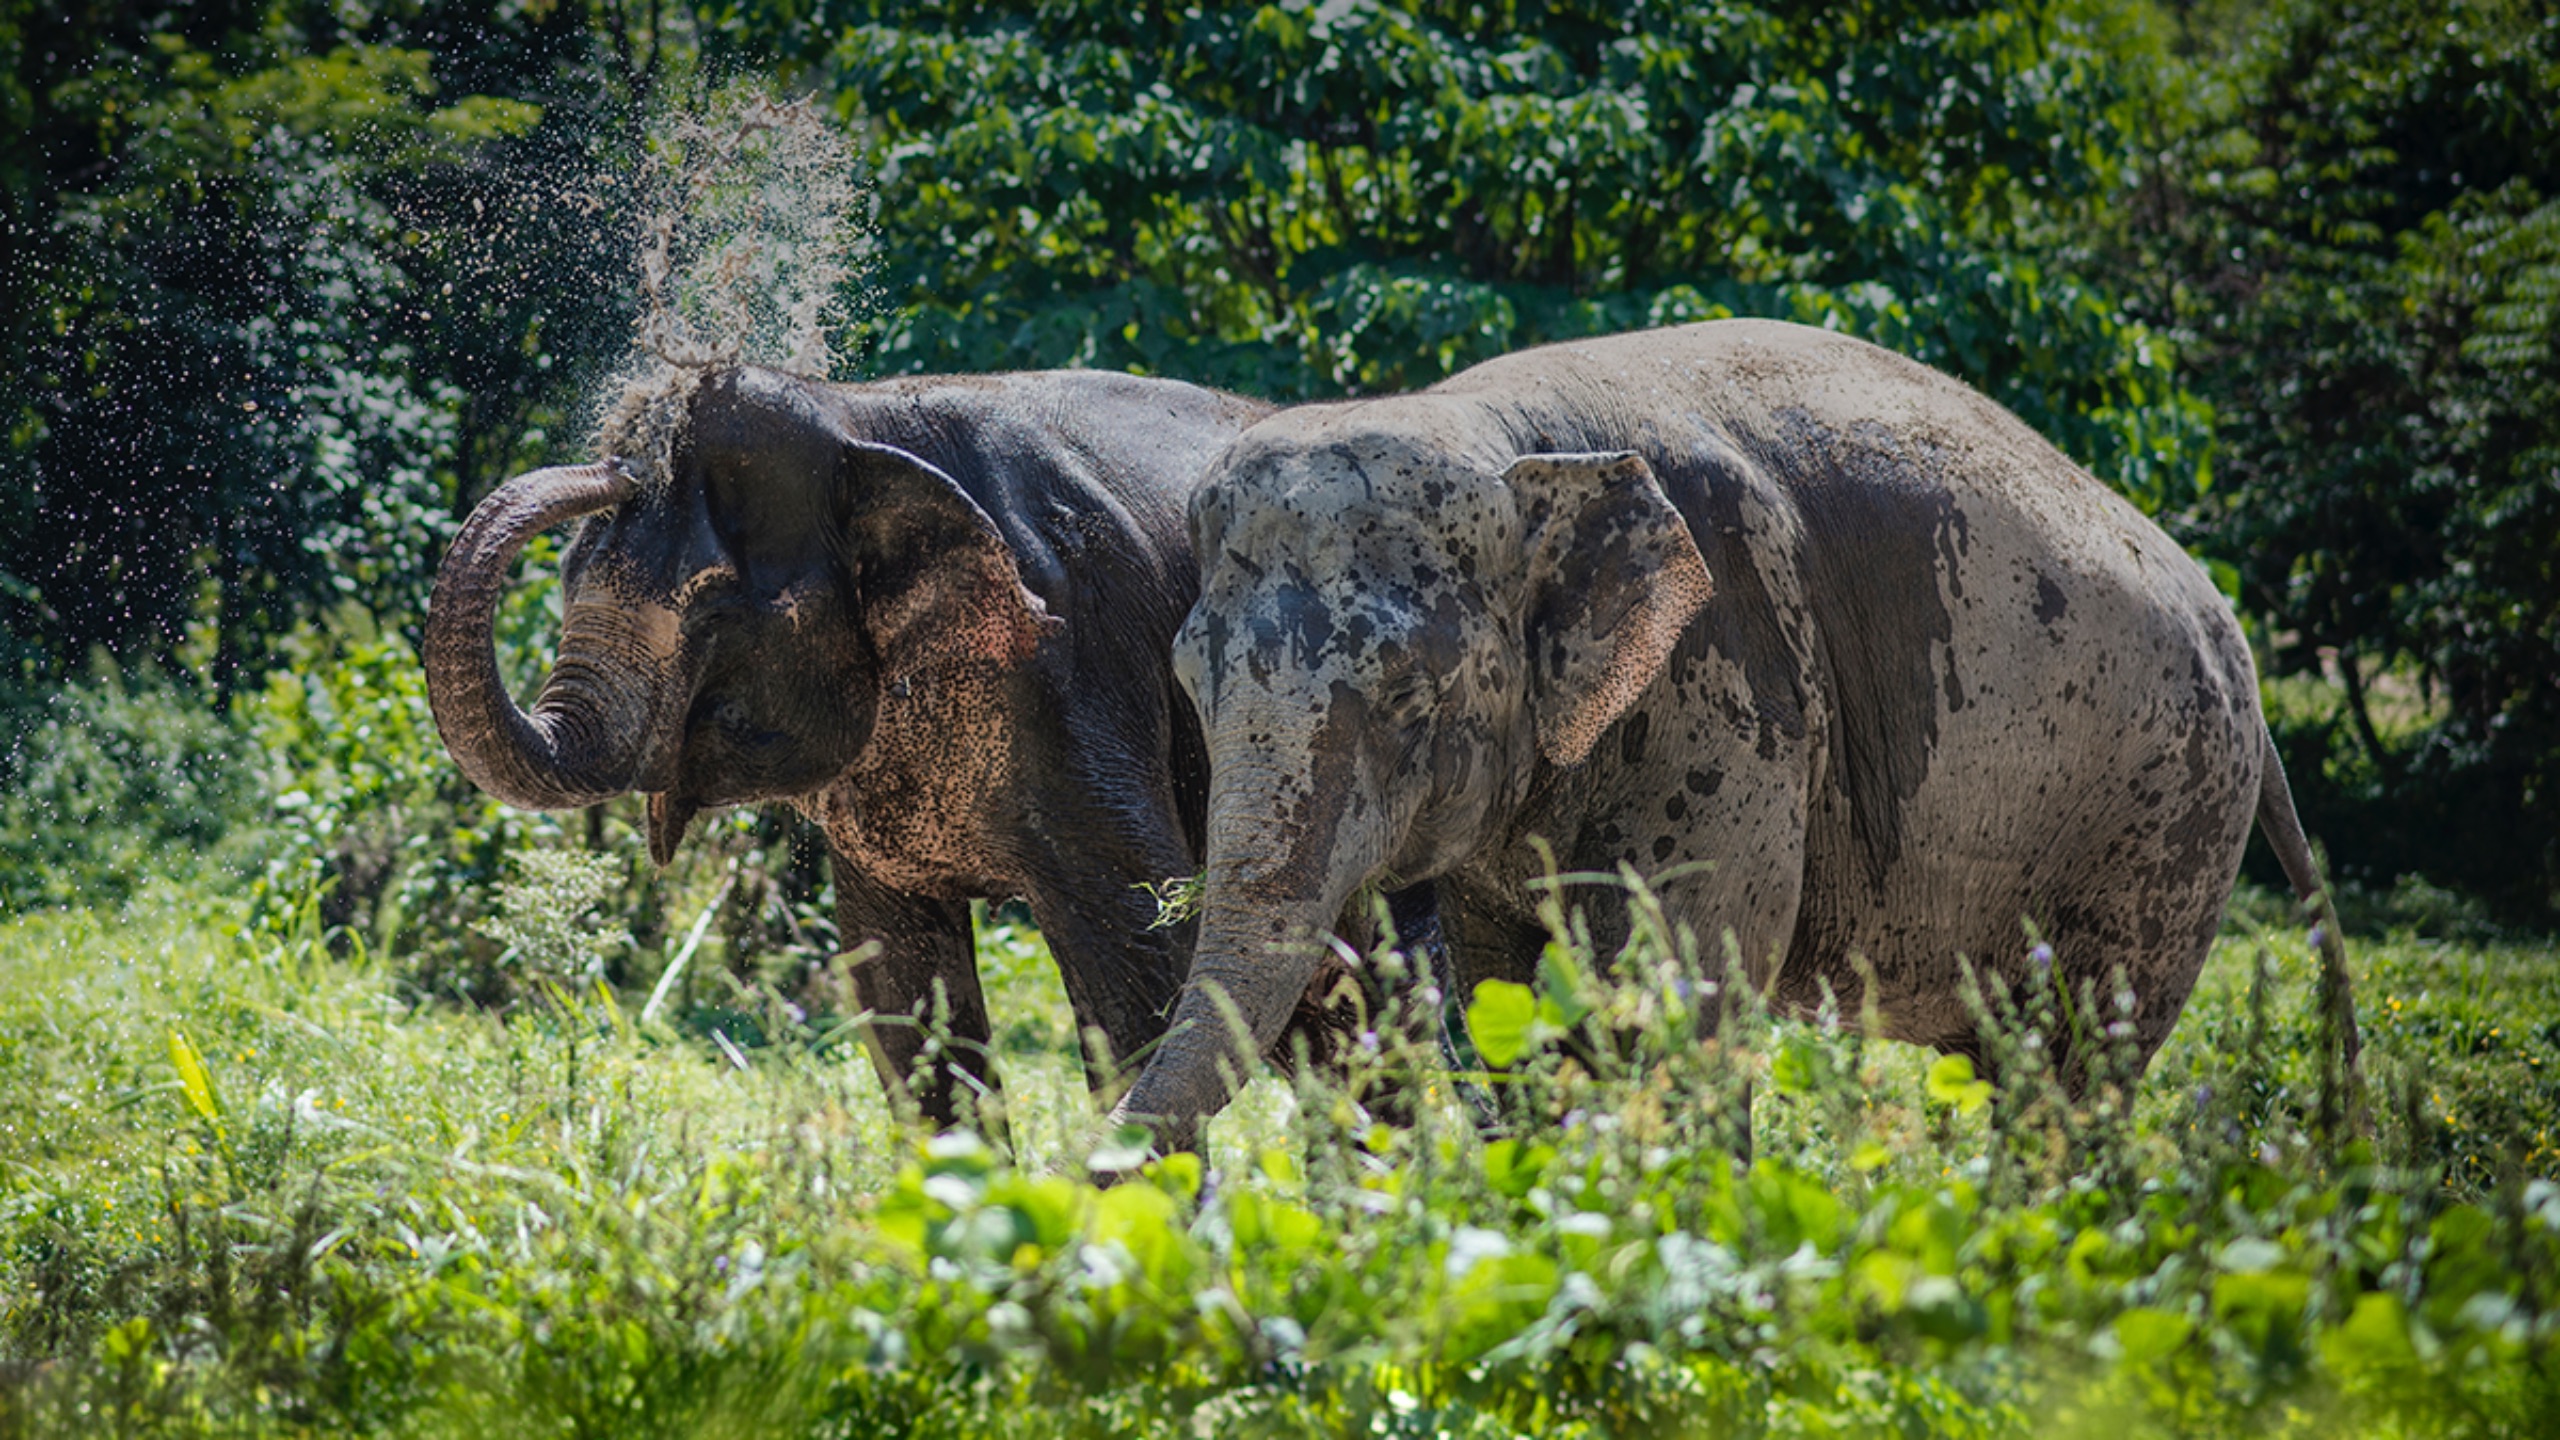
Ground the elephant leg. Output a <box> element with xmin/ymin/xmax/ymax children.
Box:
<box><xmin>1967</xmin><ymin>863</ymin><xmax>2226</xmax><ymax>1094</ymax></box>
<box><xmin>831</xmin><ymin>859</ymin><xmax>1003</xmax><ymax>1138</ymax></box>
<box><xmin>1440</xmin><ymin>872</ymin><xmax>1548</xmax><ymax>999</ymax></box>
<box><xmin>1018</xmin><ymin>835</ymin><xmax>1194</xmax><ymax>1105</ymax></box>
<box><xmin>1385</xmin><ymin>883</ymin><xmax>1461</xmax><ymax>1070</ymax></box>
<box><xmin>1433</xmin><ymin>877</ymin><xmax>1553</xmax><ymax>1131</ymax></box>
<box><xmin>1022</xmin><ymin>793</ymin><xmax>1424</xmax><ymax>1118</ymax></box>
<box><xmin>2046</xmin><ymin>930</ymin><xmax>2213</xmax><ymax>1105</ymax></box>
<box><xmin>1379</xmin><ymin>881</ymin><xmax>1512</xmax><ymax>1134</ymax></box>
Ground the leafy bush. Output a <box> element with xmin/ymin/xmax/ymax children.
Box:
<box><xmin>3</xmin><ymin>20</ymin><xmax>606</xmax><ymax>700</ymax></box>
<box><xmin>0</xmin><ymin>664</ymin><xmax>259</xmax><ymax>913</ymax></box>
<box><xmin>814</xmin><ymin>0</ymin><xmax>2211</xmax><ymax>513</ymax></box>
<box><xmin>238</xmin><ymin>598</ymin><xmax>545</xmax><ymax>970</ymax></box>
<box><xmin>232</xmin><ymin>582</ymin><xmax>829</xmax><ymax>1011</ymax></box>
<box><xmin>474</xmin><ymin>848</ymin><xmax>632</xmax><ymax>990</ymax></box>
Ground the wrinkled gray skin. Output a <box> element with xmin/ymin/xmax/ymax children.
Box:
<box><xmin>1113</xmin><ymin>320</ymin><xmax>2356</xmax><ymax>1149</ymax></box>
<box><xmin>427</xmin><ymin>366</ymin><xmax>1322</xmax><ymax>1129</ymax></box>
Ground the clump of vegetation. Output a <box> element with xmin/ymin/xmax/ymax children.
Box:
<box><xmin>0</xmin><ymin>665</ymin><xmax>257</xmax><ymax>913</ymax></box>
<box><xmin>475</xmin><ymin>848</ymin><xmax>632</xmax><ymax>991</ymax></box>
<box><xmin>0</xmin><ymin>871</ymin><xmax>2551</xmax><ymax>1437</ymax></box>
<box><xmin>1142</xmin><ymin>871</ymin><xmax>1205</xmax><ymax>930</ymax></box>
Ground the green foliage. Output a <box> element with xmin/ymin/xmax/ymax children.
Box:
<box><xmin>1925</xmin><ymin>1053</ymin><xmax>1994</xmax><ymax>1116</ymax></box>
<box><xmin>1</xmin><ymin>3</ymin><xmax>629</xmax><ymax>697</ymax></box>
<box><xmin>0</xmin><ymin>663</ymin><xmax>257</xmax><ymax>912</ymax></box>
<box><xmin>238</xmin><ymin>596</ymin><xmax>553</xmax><ymax>967</ymax></box>
<box><xmin>2112</xmin><ymin>0</ymin><xmax>2560</xmax><ymax>918</ymax></box>
<box><xmin>821</xmin><ymin>0</ymin><xmax>2209</xmax><ymax>510</ymax></box>
<box><xmin>1</xmin><ymin>882</ymin><xmax>2554</xmax><ymax>1436</ymax></box>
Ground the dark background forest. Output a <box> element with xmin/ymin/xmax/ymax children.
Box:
<box><xmin>3</xmin><ymin>0</ymin><xmax>2556</xmax><ymax>931</ymax></box>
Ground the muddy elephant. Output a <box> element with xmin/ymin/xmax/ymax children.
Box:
<box><xmin>425</xmin><ymin>365</ymin><xmax>1288</xmax><ymax>1127</ymax></box>
<box><xmin>1111</xmin><ymin>319</ymin><xmax>2357</xmax><ymax>1148</ymax></box>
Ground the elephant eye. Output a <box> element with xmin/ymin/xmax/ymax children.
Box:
<box><xmin>1379</xmin><ymin>668</ymin><xmax>1433</xmax><ymax>724</ymax></box>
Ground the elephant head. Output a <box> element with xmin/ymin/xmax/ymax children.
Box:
<box><xmin>1112</xmin><ymin>421</ymin><xmax>1713</xmax><ymax>1142</ymax></box>
<box><xmin>424</xmin><ymin>367</ymin><xmax>1057</xmax><ymax>855</ymax></box>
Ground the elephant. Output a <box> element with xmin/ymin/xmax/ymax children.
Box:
<box><xmin>1110</xmin><ymin>318</ymin><xmax>2359</xmax><ymax>1149</ymax></box>
<box><xmin>425</xmin><ymin>363</ymin><xmax>1319</xmax><ymax>1130</ymax></box>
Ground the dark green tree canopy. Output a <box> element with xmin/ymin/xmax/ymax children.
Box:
<box><xmin>2118</xmin><ymin>0</ymin><xmax>2560</xmax><ymax>914</ymax></box>
<box><xmin>1</xmin><ymin>1</ymin><xmax>621</xmax><ymax>699</ymax></box>
<box><xmin>816</xmin><ymin>0</ymin><xmax>2205</xmax><ymax>511</ymax></box>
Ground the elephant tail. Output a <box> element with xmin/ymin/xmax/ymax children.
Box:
<box><xmin>2256</xmin><ymin>722</ymin><xmax>2368</xmax><ymax>1134</ymax></box>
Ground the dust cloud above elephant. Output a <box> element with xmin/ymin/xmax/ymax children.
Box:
<box><xmin>1113</xmin><ymin>319</ymin><xmax>2358</xmax><ymax>1149</ymax></box>
<box><xmin>423</xmin><ymin>365</ymin><xmax>1293</xmax><ymax>1129</ymax></box>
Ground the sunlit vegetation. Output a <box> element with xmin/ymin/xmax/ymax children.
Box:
<box><xmin>0</xmin><ymin>874</ymin><xmax>2553</xmax><ymax>1435</ymax></box>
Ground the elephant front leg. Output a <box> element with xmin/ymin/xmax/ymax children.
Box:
<box><xmin>1384</xmin><ymin>883</ymin><xmax>1462</xmax><ymax>1070</ymax></box>
<box><xmin>832</xmin><ymin>862</ymin><xmax>1005</xmax><ymax>1140</ymax></box>
<box><xmin>1021</xmin><ymin>871</ymin><xmax>1190</xmax><ymax>1107</ymax></box>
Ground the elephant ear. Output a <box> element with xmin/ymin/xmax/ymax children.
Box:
<box><xmin>1507</xmin><ymin>451</ymin><xmax>1715</xmax><ymax>768</ymax></box>
<box><xmin>834</xmin><ymin>440</ymin><xmax>1061</xmax><ymax>668</ymax></box>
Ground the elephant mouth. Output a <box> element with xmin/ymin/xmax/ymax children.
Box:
<box><xmin>646</xmin><ymin>791</ymin><xmax>709</xmax><ymax>867</ymax></box>
<box><xmin>642</xmin><ymin>695</ymin><xmax>857</xmax><ymax>865</ymax></box>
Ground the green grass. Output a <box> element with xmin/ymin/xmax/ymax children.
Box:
<box><xmin>0</xmin><ymin>878</ymin><xmax>2554</xmax><ymax>1437</ymax></box>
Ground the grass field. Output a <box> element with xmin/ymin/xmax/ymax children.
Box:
<box><xmin>0</xmin><ymin>873</ymin><xmax>2554</xmax><ymax>1437</ymax></box>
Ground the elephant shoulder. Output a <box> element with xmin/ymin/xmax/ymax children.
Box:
<box><xmin>1692</xmin><ymin>420</ymin><xmax>1974</xmax><ymax>890</ymax></box>
<box><xmin>1640</xmin><ymin>435</ymin><xmax>1823</xmax><ymax>759</ymax></box>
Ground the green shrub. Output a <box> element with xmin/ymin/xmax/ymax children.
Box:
<box><xmin>234</xmin><ymin>583</ymin><xmax>841</xmax><ymax>1013</ymax></box>
<box><xmin>0</xmin><ymin>663</ymin><xmax>259</xmax><ymax>913</ymax></box>
<box><xmin>238</xmin><ymin>599</ymin><xmax>539</xmax><ymax>971</ymax></box>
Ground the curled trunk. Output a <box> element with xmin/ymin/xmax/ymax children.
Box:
<box><xmin>424</xmin><ymin>463</ymin><xmax>651</xmax><ymax>810</ymax></box>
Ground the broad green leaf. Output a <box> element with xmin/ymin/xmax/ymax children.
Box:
<box><xmin>1144</xmin><ymin>1150</ymin><xmax>1203</xmax><ymax>1201</ymax></box>
<box><xmin>2114</xmin><ymin>1305</ymin><xmax>2193</xmax><ymax>1364</ymax></box>
<box><xmin>1467</xmin><ymin>979</ymin><xmax>1538</xmax><ymax>1069</ymax></box>
<box><xmin>1925</xmin><ymin>1053</ymin><xmax>1991</xmax><ymax>1115</ymax></box>
<box><xmin>1481</xmin><ymin>1138</ymin><xmax>1555</xmax><ymax>1199</ymax></box>
<box><xmin>2323</xmin><ymin>1291</ymin><xmax>2418</xmax><ymax>1373</ymax></box>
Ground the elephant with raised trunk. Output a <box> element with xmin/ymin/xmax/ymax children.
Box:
<box><xmin>425</xmin><ymin>365</ymin><xmax>1283</xmax><ymax>1128</ymax></box>
<box><xmin>1112</xmin><ymin>319</ymin><xmax>2359</xmax><ymax>1149</ymax></box>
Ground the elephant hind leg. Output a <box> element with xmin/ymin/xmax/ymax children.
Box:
<box><xmin>1954</xmin><ymin>900</ymin><xmax>2218</xmax><ymax>1109</ymax></box>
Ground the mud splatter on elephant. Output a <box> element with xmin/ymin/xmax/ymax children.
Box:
<box><xmin>1113</xmin><ymin>319</ymin><xmax>2358</xmax><ymax>1148</ymax></box>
